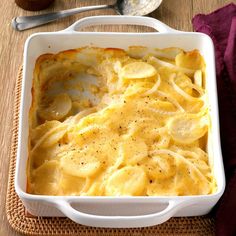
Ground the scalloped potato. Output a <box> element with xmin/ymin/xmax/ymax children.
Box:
<box><xmin>27</xmin><ymin>46</ymin><xmax>216</xmax><ymax>196</ymax></box>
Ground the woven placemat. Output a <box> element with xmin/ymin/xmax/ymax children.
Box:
<box><xmin>5</xmin><ymin>67</ymin><xmax>215</xmax><ymax>236</ymax></box>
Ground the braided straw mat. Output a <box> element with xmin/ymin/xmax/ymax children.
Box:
<box><xmin>6</xmin><ymin>67</ymin><xmax>215</xmax><ymax>236</ymax></box>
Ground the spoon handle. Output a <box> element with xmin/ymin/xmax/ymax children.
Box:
<box><xmin>12</xmin><ymin>5</ymin><xmax>113</xmax><ymax>31</ymax></box>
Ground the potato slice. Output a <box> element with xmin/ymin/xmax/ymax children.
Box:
<box><xmin>147</xmin><ymin>178</ymin><xmax>177</xmax><ymax>196</ymax></box>
<box><xmin>121</xmin><ymin>138</ymin><xmax>148</xmax><ymax>165</ymax></box>
<box><xmin>31</xmin><ymin>120</ymin><xmax>61</xmax><ymax>146</ymax></box>
<box><xmin>32</xmin><ymin>160</ymin><xmax>60</xmax><ymax>195</ymax></box>
<box><xmin>175</xmin><ymin>50</ymin><xmax>205</xmax><ymax>70</ymax></box>
<box><xmin>127</xmin><ymin>46</ymin><xmax>148</xmax><ymax>59</ymax></box>
<box><xmin>59</xmin><ymin>173</ymin><xmax>86</xmax><ymax>195</ymax></box>
<box><xmin>39</xmin><ymin>93</ymin><xmax>72</xmax><ymax>121</ymax></box>
<box><xmin>174</xmin><ymin>158</ymin><xmax>212</xmax><ymax>195</ymax></box>
<box><xmin>60</xmin><ymin>150</ymin><xmax>101</xmax><ymax>178</ymax></box>
<box><xmin>153</xmin><ymin>47</ymin><xmax>183</xmax><ymax>60</ymax></box>
<box><xmin>30</xmin><ymin>143</ymin><xmax>63</xmax><ymax>168</ymax></box>
<box><xmin>105</xmin><ymin>166</ymin><xmax>147</xmax><ymax>196</ymax></box>
<box><xmin>174</xmin><ymin>73</ymin><xmax>193</xmax><ymax>95</ymax></box>
<box><xmin>39</xmin><ymin>124</ymin><xmax>68</xmax><ymax>148</ymax></box>
<box><xmin>167</xmin><ymin>114</ymin><xmax>207</xmax><ymax>143</ymax></box>
<box><xmin>121</xmin><ymin>62</ymin><xmax>157</xmax><ymax>79</ymax></box>
<box><xmin>142</xmin><ymin>154</ymin><xmax>176</xmax><ymax>180</ymax></box>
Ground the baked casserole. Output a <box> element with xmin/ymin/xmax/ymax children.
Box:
<box><xmin>27</xmin><ymin>46</ymin><xmax>216</xmax><ymax>196</ymax></box>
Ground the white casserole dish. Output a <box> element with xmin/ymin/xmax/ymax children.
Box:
<box><xmin>15</xmin><ymin>16</ymin><xmax>225</xmax><ymax>228</ymax></box>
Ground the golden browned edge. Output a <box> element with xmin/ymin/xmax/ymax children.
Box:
<box><xmin>5</xmin><ymin>67</ymin><xmax>216</xmax><ymax>236</ymax></box>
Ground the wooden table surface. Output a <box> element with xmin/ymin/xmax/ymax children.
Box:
<box><xmin>0</xmin><ymin>0</ymin><xmax>232</xmax><ymax>235</ymax></box>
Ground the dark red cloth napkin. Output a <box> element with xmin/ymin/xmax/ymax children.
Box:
<box><xmin>192</xmin><ymin>3</ymin><xmax>236</xmax><ymax>236</ymax></box>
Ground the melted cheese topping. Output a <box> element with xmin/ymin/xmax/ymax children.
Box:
<box><xmin>28</xmin><ymin>47</ymin><xmax>216</xmax><ymax>196</ymax></box>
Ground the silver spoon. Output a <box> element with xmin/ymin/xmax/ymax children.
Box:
<box><xmin>12</xmin><ymin>0</ymin><xmax>162</xmax><ymax>31</ymax></box>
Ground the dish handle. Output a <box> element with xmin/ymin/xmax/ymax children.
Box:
<box><xmin>62</xmin><ymin>15</ymin><xmax>180</xmax><ymax>33</ymax></box>
<box><xmin>52</xmin><ymin>199</ymin><xmax>194</xmax><ymax>228</ymax></box>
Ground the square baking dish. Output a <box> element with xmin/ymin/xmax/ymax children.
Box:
<box><xmin>15</xmin><ymin>16</ymin><xmax>225</xmax><ymax>228</ymax></box>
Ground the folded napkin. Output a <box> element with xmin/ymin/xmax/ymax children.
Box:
<box><xmin>192</xmin><ymin>3</ymin><xmax>236</xmax><ymax>236</ymax></box>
